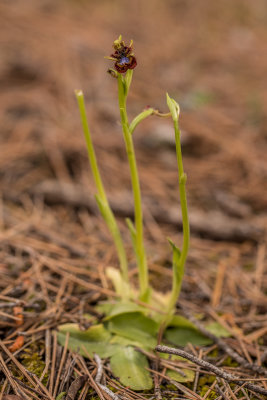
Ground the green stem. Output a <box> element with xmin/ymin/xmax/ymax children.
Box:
<box><xmin>167</xmin><ymin>118</ymin><xmax>190</xmax><ymax>315</ymax></box>
<box><xmin>75</xmin><ymin>90</ymin><xmax>129</xmax><ymax>285</ymax></box>
<box><xmin>117</xmin><ymin>75</ymin><xmax>149</xmax><ymax>301</ymax></box>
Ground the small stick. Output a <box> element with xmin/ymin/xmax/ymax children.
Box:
<box><xmin>156</xmin><ymin>345</ymin><xmax>267</xmax><ymax>396</ymax></box>
<box><xmin>94</xmin><ymin>354</ymin><xmax>121</xmax><ymax>400</ymax></box>
<box><xmin>224</xmin><ymin>381</ymin><xmax>238</xmax><ymax>400</ymax></box>
<box><xmin>168</xmin><ymin>380</ymin><xmax>201</xmax><ymax>400</ymax></box>
<box><xmin>181</xmin><ymin>307</ymin><xmax>267</xmax><ymax>376</ymax></box>
<box><xmin>202</xmin><ymin>379</ymin><xmax>217</xmax><ymax>400</ymax></box>
<box><xmin>13</xmin><ymin>376</ymin><xmax>49</xmax><ymax>400</ymax></box>
<box><xmin>0</xmin><ymin>341</ymin><xmax>36</xmax><ymax>387</ymax></box>
<box><xmin>49</xmin><ymin>330</ymin><xmax>57</xmax><ymax>394</ymax></box>
<box><xmin>76</xmin><ymin>356</ymin><xmax>105</xmax><ymax>400</ymax></box>
<box><xmin>152</xmin><ymin>360</ymin><xmax>162</xmax><ymax>400</ymax></box>
<box><xmin>53</xmin><ymin>332</ymin><xmax>69</xmax><ymax>398</ymax></box>
<box><xmin>0</xmin><ymin>352</ymin><xmax>21</xmax><ymax>397</ymax></box>
<box><xmin>193</xmin><ymin>349</ymin><xmax>202</xmax><ymax>393</ymax></box>
<box><xmin>215</xmin><ymin>383</ymin><xmax>228</xmax><ymax>400</ymax></box>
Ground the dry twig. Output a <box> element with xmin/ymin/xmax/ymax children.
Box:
<box><xmin>156</xmin><ymin>345</ymin><xmax>267</xmax><ymax>396</ymax></box>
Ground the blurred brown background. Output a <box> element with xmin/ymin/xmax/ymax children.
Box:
<box><xmin>0</xmin><ymin>0</ymin><xmax>267</xmax><ymax>300</ymax></box>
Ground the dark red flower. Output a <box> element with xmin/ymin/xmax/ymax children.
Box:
<box><xmin>106</xmin><ymin>36</ymin><xmax>137</xmax><ymax>74</ymax></box>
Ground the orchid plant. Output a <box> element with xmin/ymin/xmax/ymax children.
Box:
<box><xmin>58</xmin><ymin>36</ymin><xmax>228</xmax><ymax>391</ymax></box>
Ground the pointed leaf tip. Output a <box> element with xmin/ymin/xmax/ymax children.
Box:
<box><xmin>167</xmin><ymin>237</ymin><xmax>181</xmax><ymax>259</ymax></box>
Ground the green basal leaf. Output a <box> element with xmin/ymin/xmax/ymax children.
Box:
<box><xmin>205</xmin><ymin>322</ymin><xmax>231</xmax><ymax>338</ymax></box>
<box><xmin>57</xmin><ymin>331</ymin><xmax>119</xmax><ymax>358</ymax></box>
<box><xmin>58</xmin><ymin>323</ymin><xmax>111</xmax><ymax>342</ymax></box>
<box><xmin>110</xmin><ymin>346</ymin><xmax>153</xmax><ymax>390</ymax></box>
<box><xmin>103</xmin><ymin>301</ymin><xmax>146</xmax><ymax>320</ymax></box>
<box><xmin>166</xmin><ymin>368</ymin><xmax>195</xmax><ymax>383</ymax></box>
<box><xmin>107</xmin><ymin>312</ymin><xmax>158</xmax><ymax>349</ymax></box>
<box><xmin>110</xmin><ymin>334</ymin><xmax>150</xmax><ymax>350</ymax></box>
<box><xmin>95</xmin><ymin>301</ymin><xmax>115</xmax><ymax>315</ymax></box>
<box><xmin>167</xmin><ymin>314</ymin><xmax>197</xmax><ymax>330</ymax></box>
<box><xmin>165</xmin><ymin>326</ymin><xmax>212</xmax><ymax>346</ymax></box>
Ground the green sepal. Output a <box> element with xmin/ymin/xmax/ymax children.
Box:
<box><xmin>124</xmin><ymin>69</ymin><xmax>133</xmax><ymax>96</ymax></box>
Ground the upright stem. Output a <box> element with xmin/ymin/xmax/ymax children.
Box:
<box><xmin>117</xmin><ymin>75</ymin><xmax>149</xmax><ymax>301</ymax></box>
<box><xmin>76</xmin><ymin>90</ymin><xmax>129</xmax><ymax>285</ymax></box>
<box><xmin>167</xmin><ymin>119</ymin><xmax>190</xmax><ymax>314</ymax></box>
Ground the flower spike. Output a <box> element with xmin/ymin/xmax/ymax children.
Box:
<box><xmin>106</xmin><ymin>35</ymin><xmax>137</xmax><ymax>74</ymax></box>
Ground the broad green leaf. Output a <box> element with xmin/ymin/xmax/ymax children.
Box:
<box><xmin>107</xmin><ymin>312</ymin><xmax>158</xmax><ymax>349</ymax></box>
<box><xmin>57</xmin><ymin>332</ymin><xmax>119</xmax><ymax>358</ymax></box>
<box><xmin>205</xmin><ymin>322</ymin><xmax>231</xmax><ymax>338</ymax></box>
<box><xmin>110</xmin><ymin>334</ymin><xmax>150</xmax><ymax>350</ymax></box>
<box><xmin>166</xmin><ymin>368</ymin><xmax>195</xmax><ymax>383</ymax></box>
<box><xmin>103</xmin><ymin>301</ymin><xmax>146</xmax><ymax>320</ymax></box>
<box><xmin>165</xmin><ymin>326</ymin><xmax>212</xmax><ymax>346</ymax></box>
<box><xmin>58</xmin><ymin>323</ymin><xmax>111</xmax><ymax>342</ymax></box>
<box><xmin>110</xmin><ymin>347</ymin><xmax>153</xmax><ymax>390</ymax></box>
<box><xmin>96</xmin><ymin>301</ymin><xmax>115</xmax><ymax>315</ymax></box>
<box><xmin>167</xmin><ymin>315</ymin><xmax>196</xmax><ymax>330</ymax></box>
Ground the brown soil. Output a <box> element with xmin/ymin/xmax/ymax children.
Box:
<box><xmin>0</xmin><ymin>1</ymin><xmax>266</xmax><ymax>399</ymax></box>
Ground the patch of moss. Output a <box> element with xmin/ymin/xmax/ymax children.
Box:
<box><xmin>17</xmin><ymin>343</ymin><xmax>48</xmax><ymax>385</ymax></box>
<box><xmin>198</xmin><ymin>375</ymin><xmax>216</xmax><ymax>398</ymax></box>
<box><xmin>222</xmin><ymin>356</ymin><xmax>238</xmax><ymax>368</ymax></box>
